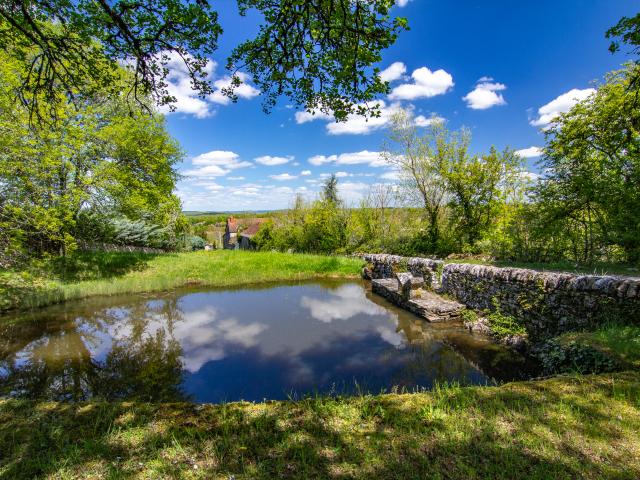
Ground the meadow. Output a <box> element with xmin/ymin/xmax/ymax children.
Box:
<box><xmin>0</xmin><ymin>250</ymin><xmax>363</xmax><ymax>312</ymax></box>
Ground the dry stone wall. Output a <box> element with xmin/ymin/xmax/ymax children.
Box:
<box><xmin>441</xmin><ymin>263</ymin><xmax>640</xmax><ymax>338</ymax></box>
<box><xmin>78</xmin><ymin>242</ymin><xmax>168</xmax><ymax>254</ymax></box>
<box><xmin>360</xmin><ymin>253</ymin><xmax>640</xmax><ymax>339</ymax></box>
<box><xmin>359</xmin><ymin>253</ymin><xmax>443</xmax><ymax>289</ymax></box>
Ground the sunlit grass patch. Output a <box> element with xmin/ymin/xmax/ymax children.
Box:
<box><xmin>1</xmin><ymin>250</ymin><xmax>364</xmax><ymax>312</ymax></box>
<box><xmin>557</xmin><ymin>324</ymin><xmax>640</xmax><ymax>369</ymax></box>
<box><xmin>0</xmin><ymin>371</ymin><xmax>639</xmax><ymax>478</ymax></box>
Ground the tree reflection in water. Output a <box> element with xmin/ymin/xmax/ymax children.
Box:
<box><xmin>0</xmin><ymin>297</ymin><xmax>188</xmax><ymax>402</ymax></box>
<box><xmin>0</xmin><ymin>281</ymin><xmax>532</xmax><ymax>403</ymax></box>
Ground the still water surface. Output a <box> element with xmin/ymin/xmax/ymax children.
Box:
<box><xmin>0</xmin><ymin>281</ymin><xmax>532</xmax><ymax>403</ymax></box>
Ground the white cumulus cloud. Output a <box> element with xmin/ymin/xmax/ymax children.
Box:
<box><xmin>295</xmin><ymin>101</ymin><xmax>404</xmax><ymax>135</ymax></box>
<box><xmin>209</xmin><ymin>72</ymin><xmax>260</xmax><ymax>105</ymax></box>
<box><xmin>300</xmin><ymin>170</ymin><xmax>312</xmax><ymax>176</ymax></box>
<box><xmin>463</xmin><ymin>80</ymin><xmax>507</xmax><ymax>110</ymax></box>
<box><xmin>255</xmin><ymin>155</ymin><xmax>294</xmax><ymax>166</ymax></box>
<box><xmin>380</xmin><ymin>170</ymin><xmax>401</xmax><ymax>180</ymax></box>
<box><xmin>388</xmin><ymin>66</ymin><xmax>454</xmax><ymax>100</ymax></box>
<box><xmin>415</xmin><ymin>114</ymin><xmax>445</xmax><ymax>127</ymax></box>
<box><xmin>308</xmin><ymin>150</ymin><xmax>387</xmax><ymax>168</ymax></box>
<box><xmin>516</xmin><ymin>147</ymin><xmax>543</xmax><ymax>158</ymax></box>
<box><xmin>530</xmin><ymin>88</ymin><xmax>596</xmax><ymax>128</ymax></box>
<box><xmin>184</xmin><ymin>150</ymin><xmax>252</xmax><ymax>177</ymax></box>
<box><xmin>269</xmin><ymin>173</ymin><xmax>298</xmax><ymax>181</ymax></box>
<box><xmin>326</xmin><ymin>101</ymin><xmax>404</xmax><ymax>135</ymax></box>
<box><xmin>156</xmin><ymin>51</ymin><xmax>259</xmax><ymax>118</ymax></box>
<box><xmin>379</xmin><ymin>62</ymin><xmax>407</xmax><ymax>82</ymax></box>
<box><xmin>295</xmin><ymin>110</ymin><xmax>334</xmax><ymax>124</ymax></box>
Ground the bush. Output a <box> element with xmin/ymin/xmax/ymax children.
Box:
<box><xmin>461</xmin><ymin>309</ymin><xmax>478</xmax><ymax>323</ymax></box>
<box><xmin>533</xmin><ymin>339</ymin><xmax>620</xmax><ymax>375</ymax></box>
<box><xmin>0</xmin><ymin>271</ymin><xmax>59</xmax><ymax>312</ymax></box>
<box><xmin>188</xmin><ymin>235</ymin><xmax>206</xmax><ymax>251</ymax></box>
<box><xmin>486</xmin><ymin>299</ymin><xmax>527</xmax><ymax>339</ymax></box>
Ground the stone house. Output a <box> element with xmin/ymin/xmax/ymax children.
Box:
<box><xmin>238</xmin><ymin>219</ymin><xmax>267</xmax><ymax>250</ymax></box>
<box><xmin>223</xmin><ymin>217</ymin><xmax>267</xmax><ymax>250</ymax></box>
<box><xmin>223</xmin><ymin>217</ymin><xmax>239</xmax><ymax>249</ymax></box>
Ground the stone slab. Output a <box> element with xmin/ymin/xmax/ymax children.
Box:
<box><xmin>372</xmin><ymin>278</ymin><xmax>465</xmax><ymax>322</ymax></box>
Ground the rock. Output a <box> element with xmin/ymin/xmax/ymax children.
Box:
<box><xmin>396</xmin><ymin>272</ymin><xmax>413</xmax><ymax>301</ymax></box>
<box><xmin>362</xmin><ymin>266</ymin><xmax>372</xmax><ymax>280</ymax></box>
<box><xmin>503</xmin><ymin>334</ymin><xmax>528</xmax><ymax>353</ymax></box>
<box><xmin>464</xmin><ymin>317</ymin><xmax>492</xmax><ymax>335</ymax></box>
<box><xmin>441</xmin><ymin>262</ymin><xmax>640</xmax><ymax>338</ymax></box>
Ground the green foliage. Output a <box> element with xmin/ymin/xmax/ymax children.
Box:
<box><xmin>0</xmin><ymin>271</ymin><xmax>60</xmax><ymax>312</ymax></box>
<box><xmin>442</xmin><ymin>146</ymin><xmax>523</xmax><ymax>248</ymax></box>
<box><xmin>231</xmin><ymin>0</ymin><xmax>407</xmax><ymax>120</ymax></box>
<box><xmin>383</xmin><ymin>111</ymin><xmax>450</xmax><ymax>250</ymax></box>
<box><xmin>1</xmin><ymin>372</ymin><xmax>639</xmax><ymax>478</ymax></box>
<box><xmin>1</xmin><ymin>0</ymin><xmax>406</xmax><ymax>122</ymax></box>
<box><xmin>302</xmin><ymin>201</ymin><xmax>348</xmax><ymax>254</ymax></box>
<box><xmin>534</xmin><ymin>339</ymin><xmax>620</xmax><ymax>375</ymax></box>
<box><xmin>383</xmin><ymin>109</ymin><xmax>526</xmax><ymax>255</ymax></box>
<box><xmin>555</xmin><ymin>324</ymin><xmax>640</xmax><ymax>369</ymax></box>
<box><xmin>461</xmin><ymin>309</ymin><xmax>478</xmax><ymax>324</ymax></box>
<box><xmin>608</xmin><ymin>12</ymin><xmax>640</xmax><ymax>56</ymax></box>
<box><xmin>607</xmin><ymin>12</ymin><xmax>640</xmax><ymax>90</ymax></box>
<box><xmin>187</xmin><ymin>236</ymin><xmax>206</xmax><ymax>251</ymax></box>
<box><xmin>252</xmin><ymin>192</ymin><xmax>348</xmax><ymax>254</ymax></box>
<box><xmin>322</xmin><ymin>174</ymin><xmax>340</xmax><ymax>204</ymax></box>
<box><xmin>0</xmin><ymin>250</ymin><xmax>364</xmax><ymax>312</ymax></box>
<box><xmin>109</xmin><ymin>218</ymin><xmax>175</xmax><ymax>250</ymax></box>
<box><xmin>536</xmin><ymin>63</ymin><xmax>640</xmax><ymax>263</ymax></box>
<box><xmin>486</xmin><ymin>299</ymin><xmax>527</xmax><ymax>339</ymax></box>
<box><xmin>0</xmin><ymin>48</ymin><xmax>185</xmax><ymax>263</ymax></box>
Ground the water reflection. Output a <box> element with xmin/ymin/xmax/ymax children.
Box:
<box><xmin>0</xmin><ymin>281</ymin><xmax>530</xmax><ymax>403</ymax></box>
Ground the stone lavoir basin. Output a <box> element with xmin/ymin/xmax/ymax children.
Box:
<box><xmin>0</xmin><ymin>280</ymin><xmax>534</xmax><ymax>403</ymax></box>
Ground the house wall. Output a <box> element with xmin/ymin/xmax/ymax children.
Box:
<box><xmin>239</xmin><ymin>236</ymin><xmax>254</xmax><ymax>250</ymax></box>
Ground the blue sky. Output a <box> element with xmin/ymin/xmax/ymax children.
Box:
<box><xmin>165</xmin><ymin>0</ymin><xmax>637</xmax><ymax>212</ymax></box>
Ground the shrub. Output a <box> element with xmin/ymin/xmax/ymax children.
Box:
<box><xmin>461</xmin><ymin>309</ymin><xmax>478</xmax><ymax>323</ymax></box>
<box><xmin>533</xmin><ymin>339</ymin><xmax>620</xmax><ymax>375</ymax></box>
<box><xmin>486</xmin><ymin>298</ymin><xmax>526</xmax><ymax>338</ymax></box>
<box><xmin>188</xmin><ymin>236</ymin><xmax>206</xmax><ymax>251</ymax></box>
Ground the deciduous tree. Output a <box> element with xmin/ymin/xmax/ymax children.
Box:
<box><xmin>0</xmin><ymin>0</ymin><xmax>407</xmax><ymax>121</ymax></box>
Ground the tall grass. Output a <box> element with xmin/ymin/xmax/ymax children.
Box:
<box><xmin>1</xmin><ymin>250</ymin><xmax>363</xmax><ymax>312</ymax></box>
<box><xmin>0</xmin><ymin>371</ymin><xmax>638</xmax><ymax>479</ymax></box>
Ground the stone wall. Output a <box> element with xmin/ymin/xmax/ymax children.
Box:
<box><xmin>359</xmin><ymin>253</ymin><xmax>443</xmax><ymax>289</ymax></box>
<box><xmin>78</xmin><ymin>242</ymin><xmax>168</xmax><ymax>254</ymax></box>
<box><xmin>441</xmin><ymin>263</ymin><xmax>640</xmax><ymax>338</ymax></box>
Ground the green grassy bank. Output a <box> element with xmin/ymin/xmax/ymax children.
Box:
<box><xmin>0</xmin><ymin>250</ymin><xmax>363</xmax><ymax>312</ymax></box>
<box><xmin>0</xmin><ymin>372</ymin><xmax>638</xmax><ymax>479</ymax></box>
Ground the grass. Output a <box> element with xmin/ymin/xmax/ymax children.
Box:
<box><xmin>0</xmin><ymin>371</ymin><xmax>638</xmax><ymax>479</ymax></box>
<box><xmin>0</xmin><ymin>250</ymin><xmax>363</xmax><ymax>312</ymax></box>
<box><xmin>556</xmin><ymin>324</ymin><xmax>640</xmax><ymax>369</ymax></box>
<box><xmin>445</xmin><ymin>258</ymin><xmax>639</xmax><ymax>277</ymax></box>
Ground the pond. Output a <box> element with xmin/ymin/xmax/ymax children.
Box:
<box><xmin>0</xmin><ymin>280</ymin><xmax>534</xmax><ymax>403</ymax></box>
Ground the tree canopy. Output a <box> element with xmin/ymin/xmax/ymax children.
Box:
<box><xmin>607</xmin><ymin>11</ymin><xmax>640</xmax><ymax>91</ymax></box>
<box><xmin>0</xmin><ymin>48</ymin><xmax>185</xmax><ymax>264</ymax></box>
<box><xmin>536</xmin><ymin>63</ymin><xmax>640</xmax><ymax>262</ymax></box>
<box><xmin>0</xmin><ymin>0</ymin><xmax>408</xmax><ymax>121</ymax></box>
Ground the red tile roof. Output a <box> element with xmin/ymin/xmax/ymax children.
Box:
<box><xmin>226</xmin><ymin>217</ymin><xmax>238</xmax><ymax>233</ymax></box>
<box><xmin>240</xmin><ymin>218</ymin><xmax>267</xmax><ymax>237</ymax></box>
